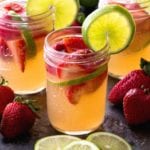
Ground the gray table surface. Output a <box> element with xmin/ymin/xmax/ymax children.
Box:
<box><xmin>0</xmin><ymin>76</ymin><xmax>150</xmax><ymax>150</ymax></box>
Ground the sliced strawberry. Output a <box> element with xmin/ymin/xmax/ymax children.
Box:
<box><xmin>4</xmin><ymin>3</ymin><xmax>24</xmax><ymax>13</ymax></box>
<box><xmin>63</xmin><ymin>37</ymin><xmax>88</xmax><ymax>53</ymax></box>
<box><xmin>0</xmin><ymin>37</ymin><xmax>12</xmax><ymax>58</ymax></box>
<box><xmin>52</xmin><ymin>41</ymin><xmax>65</xmax><ymax>51</ymax></box>
<box><xmin>7</xmin><ymin>39</ymin><xmax>26</xmax><ymax>72</ymax></box>
<box><xmin>56</xmin><ymin>62</ymin><xmax>83</xmax><ymax>79</ymax></box>
<box><xmin>71</xmin><ymin>20</ymin><xmax>81</xmax><ymax>26</ymax></box>
<box><xmin>85</xmin><ymin>71</ymin><xmax>108</xmax><ymax>93</ymax></box>
<box><xmin>65</xmin><ymin>84</ymin><xmax>85</xmax><ymax>104</ymax></box>
<box><xmin>0</xmin><ymin>25</ymin><xmax>21</xmax><ymax>40</ymax></box>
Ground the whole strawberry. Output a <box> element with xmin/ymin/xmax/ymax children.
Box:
<box><xmin>0</xmin><ymin>97</ymin><xmax>38</xmax><ymax>139</ymax></box>
<box><xmin>108</xmin><ymin>58</ymin><xmax>150</xmax><ymax>104</ymax></box>
<box><xmin>0</xmin><ymin>76</ymin><xmax>15</xmax><ymax>116</ymax></box>
<box><xmin>123</xmin><ymin>88</ymin><xmax>150</xmax><ymax>125</ymax></box>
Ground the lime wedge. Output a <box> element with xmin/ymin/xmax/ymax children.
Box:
<box><xmin>34</xmin><ymin>135</ymin><xmax>81</xmax><ymax>150</ymax></box>
<box><xmin>82</xmin><ymin>5</ymin><xmax>135</xmax><ymax>54</ymax></box>
<box><xmin>48</xmin><ymin>64</ymin><xmax>107</xmax><ymax>86</ymax></box>
<box><xmin>137</xmin><ymin>0</ymin><xmax>150</xmax><ymax>14</ymax></box>
<box><xmin>26</xmin><ymin>0</ymin><xmax>78</xmax><ymax>29</ymax></box>
<box><xmin>64</xmin><ymin>140</ymin><xmax>99</xmax><ymax>150</ymax></box>
<box><xmin>87</xmin><ymin>132</ymin><xmax>132</xmax><ymax>150</ymax></box>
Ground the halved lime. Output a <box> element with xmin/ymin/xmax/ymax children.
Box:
<box><xmin>34</xmin><ymin>135</ymin><xmax>81</xmax><ymax>150</ymax></box>
<box><xmin>82</xmin><ymin>5</ymin><xmax>135</xmax><ymax>54</ymax></box>
<box><xmin>48</xmin><ymin>64</ymin><xmax>107</xmax><ymax>86</ymax></box>
<box><xmin>137</xmin><ymin>0</ymin><xmax>150</xmax><ymax>14</ymax></box>
<box><xmin>26</xmin><ymin>0</ymin><xmax>78</xmax><ymax>29</ymax></box>
<box><xmin>87</xmin><ymin>132</ymin><xmax>132</xmax><ymax>150</ymax></box>
<box><xmin>64</xmin><ymin>140</ymin><xmax>99</xmax><ymax>150</ymax></box>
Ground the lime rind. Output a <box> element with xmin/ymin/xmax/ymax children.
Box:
<box><xmin>27</xmin><ymin>0</ymin><xmax>78</xmax><ymax>30</ymax></box>
<box><xmin>87</xmin><ymin>132</ymin><xmax>132</xmax><ymax>150</ymax></box>
<box><xmin>137</xmin><ymin>0</ymin><xmax>150</xmax><ymax>14</ymax></box>
<box><xmin>82</xmin><ymin>5</ymin><xmax>135</xmax><ymax>54</ymax></box>
<box><xmin>48</xmin><ymin>64</ymin><xmax>107</xmax><ymax>86</ymax></box>
<box><xmin>34</xmin><ymin>135</ymin><xmax>81</xmax><ymax>150</ymax></box>
<box><xmin>64</xmin><ymin>140</ymin><xmax>99</xmax><ymax>150</ymax></box>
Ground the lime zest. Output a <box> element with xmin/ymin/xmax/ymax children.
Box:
<box><xmin>48</xmin><ymin>64</ymin><xmax>107</xmax><ymax>86</ymax></box>
<box><xmin>82</xmin><ymin>5</ymin><xmax>135</xmax><ymax>54</ymax></box>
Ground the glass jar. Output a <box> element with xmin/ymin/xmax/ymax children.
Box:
<box><xmin>99</xmin><ymin>0</ymin><xmax>150</xmax><ymax>78</ymax></box>
<box><xmin>44</xmin><ymin>27</ymin><xmax>109</xmax><ymax>135</ymax></box>
<box><xmin>0</xmin><ymin>0</ymin><xmax>54</xmax><ymax>94</ymax></box>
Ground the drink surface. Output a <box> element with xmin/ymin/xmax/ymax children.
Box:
<box><xmin>100</xmin><ymin>0</ymin><xmax>150</xmax><ymax>78</ymax></box>
<box><xmin>0</xmin><ymin>0</ymin><xmax>54</xmax><ymax>94</ymax></box>
<box><xmin>45</xmin><ymin>31</ymin><xmax>109</xmax><ymax>134</ymax></box>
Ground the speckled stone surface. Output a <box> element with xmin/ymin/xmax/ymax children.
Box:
<box><xmin>0</xmin><ymin>76</ymin><xmax>150</xmax><ymax>150</ymax></box>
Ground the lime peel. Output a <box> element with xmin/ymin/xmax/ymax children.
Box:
<box><xmin>48</xmin><ymin>64</ymin><xmax>107</xmax><ymax>86</ymax></box>
<box><xmin>87</xmin><ymin>132</ymin><xmax>132</xmax><ymax>150</ymax></box>
<box><xmin>82</xmin><ymin>5</ymin><xmax>135</xmax><ymax>54</ymax></box>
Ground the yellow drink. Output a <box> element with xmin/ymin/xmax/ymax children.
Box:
<box><xmin>44</xmin><ymin>27</ymin><xmax>109</xmax><ymax>135</ymax></box>
<box><xmin>0</xmin><ymin>0</ymin><xmax>54</xmax><ymax>94</ymax></box>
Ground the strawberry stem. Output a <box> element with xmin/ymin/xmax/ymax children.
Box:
<box><xmin>140</xmin><ymin>58</ymin><xmax>150</xmax><ymax>76</ymax></box>
<box><xmin>0</xmin><ymin>76</ymin><xmax>8</xmax><ymax>85</ymax></box>
<box><xmin>14</xmin><ymin>96</ymin><xmax>40</xmax><ymax>117</ymax></box>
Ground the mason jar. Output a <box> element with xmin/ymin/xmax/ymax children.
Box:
<box><xmin>99</xmin><ymin>0</ymin><xmax>150</xmax><ymax>78</ymax></box>
<box><xmin>0</xmin><ymin>0</ymin><xmax>54</xmax><ymax>94</ymax></box>
<box><xmin>44</xmin><ymin>27</ymin><xmax>109</xmax><ymax>135</ymax></box>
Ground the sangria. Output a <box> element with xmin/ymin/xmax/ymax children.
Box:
<box><xmin>0</xmin><ymin>0</ymin><xmax>54</xmax><ymax>94</ymax></box>
<box><xmin>99</xmin><ymin>0</ymin><xmax>150</xmax><ymax>78</ymax></box>
<box><xmin>44</xmin><ymin>27</ymin><xmax>109</xmax><ymax>135</ymax></box>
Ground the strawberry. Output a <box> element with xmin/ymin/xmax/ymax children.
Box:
<box><xmin>52</xmin><ymin>40</ymin><xmax>65</xmax><ymax>52</ymax></box>
<box><xmin>108</xmin><ymin>58</ymin><xmax>150</xmax><ymax>104</ymax></box>
<box><xmin>0</xmin><ymin>37</ymin><xmax>12</xmax><ymax>58</ymax></box>
<box><xmin>4</xmin><ymin>3</ymin><xmax>24</xmax><ymax>13</ymax></box>
<box><xmin>0</xmin><ymin>97</ymin><xmax>38</xmax><ymax>139</ymax></box>
<box><xmin>7</xmin><ymin>39</ymin><xmax>26</xmax><ymax>72</ymax></box>
<box><xmin>123</xmin><ymin>88</ymin><xmax>150</xmax><ymax>125</ymax></box>
<box><xmin>63</xmin><ymin>37</ymin><xmax>88</xmax><ymax>53</ymax></box>
<box><xmin>0</xmin><ymin>77</ymin><xmax>15</xmax><ymax>117</ymax></box>
<box><xmin>71</xmin><ymin>20</ymin><xmax>81</xmax><ymax>26</ymax></box>
<box><xmin>65</xmin><ymin>84</ymin><xmax>85</xmax><ymax>104</ymax></box>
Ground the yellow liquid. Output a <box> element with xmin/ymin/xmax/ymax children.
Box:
<box><xmin>109</xmin><ymin>9</ymin><xmax>150</xmax><ymax>78</ymax></box>
<box><xmin>0</xmin><ymin>36</ymin><xmax>46</xmax><ymax>94</ymax></box>
<box><xmin>46</xmin><ymin>71</ymin><xmax>108</xmax><ymax>135</ymax></box>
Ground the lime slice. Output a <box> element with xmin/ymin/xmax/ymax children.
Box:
<box><xmin>64</xmin><ymin>140</ymin><xmax>99</xmax><ymax>150</ymax></box>
<box><xmin>137</xmin><ymin>0</ymin><xmax>150</xmax><ymax>14</ymax></box>
<box><xmin>26</xmin><ymin>0</ymin><xmax>78</xmax><ymax>29</ymax></box>
<box><xmin>87</xmin><ymin>132</ymin><xmax>132</xmax><ymax>150</ymax></box>
<box><xmin>9</xmin><ymin>11</ymin><xmax>36</xmax><ymax>57</ymax></box>
<box><xmin>82</xmin><ymin>5</ymin><xmax>135</xmax><ymax>54</ymax></box>
<box><xmin>48</xmin><ymin>64</ymin><xmax>107</xmax><ymax>86</ymax></box>
<box><xmin>34</xmin><ymin>135</ymin><xmax>81</xmax><ymax>150</ymax></box>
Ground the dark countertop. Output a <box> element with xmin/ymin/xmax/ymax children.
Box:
<box><xmin>0</xmin><ymin>76</ymin><xmax>150</xmax><ymax>150</ymax></box>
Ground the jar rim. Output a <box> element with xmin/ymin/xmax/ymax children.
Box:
<box><xmin>44</xmin><ymin>26</ymin><xmax>109</xmax><ymax>64</ymax></box>
<box><xmin>0</xmin><ymin>0</ymin><xmax>54</xmax><ymax>25</ymax></box>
